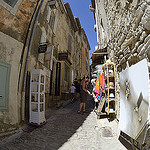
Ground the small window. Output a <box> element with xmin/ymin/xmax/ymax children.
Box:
<box><xmin>1</xmin><ymin>0</ymin><xmax>22</xmax><ymax>15</ymax></box>
<box><xmin>3</xmin><ymin>0</ymin><xmax>18</xmax><ymax>7</ymax></box>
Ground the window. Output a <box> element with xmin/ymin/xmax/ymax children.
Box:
<box><xmin>47</xmin><ymin>6</ymin><xmax>51</xmax><ymax>22</ymax></box>
<box><xmin>3</xmin><ymin>0</ymin><xmax>18</xmax><ymax>7</ymax></box>
<box><xmin>64</xmin><ymin>64</ymin><xmax>69</xmax><ymax>82</ymax></box>
<box><xmin>0</xmin><ymin>61</ymin><xmax>11</xmax><ymax>110</ymax></box>
<box><xmin>49</xmin><ymin>11</ymin><xmax>55</xmax><ymax>30</ymax></box>
<box><xmin>68</xmin><ymin>34</ymin><xmax>72</xmax><ymax>53</ymax></box>
<box><xmin>1</xmin><ymin>0</ymin><xmax>22</xmax><ymax>15</ymax></box>
<box><xmin>53</xmin><ymin>16</ymin><xmax>58</xmax><ymax>33</ymax></box>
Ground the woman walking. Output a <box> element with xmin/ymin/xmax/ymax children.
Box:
<box><xmin>78</xmin><ymin>75</ymin><xmax>91</xmax><ymax>113</ymax></box>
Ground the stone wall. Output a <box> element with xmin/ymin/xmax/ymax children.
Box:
<box><xmin>92</xmin><ymin>0</ymin><xmax>150</xmax><ymax>121</ymax></box>
<box><xmin>103</xmin><ymin>0</ymin><xmax>150</xmax><ymax>70</ymax></box>
<box><xmin>0</xmin><ymin>0</ymin><xmax>37</xmax><ymax>43</ymax></box>
<box><xmin>101</xmin><ymin>0</ymin><xmax>150</xmax><ymax>120</ymax></box>
<box><xmin>0</xmin><ymin>0</ymin><xmax>37</xmax><ymax>133</ymax></box>
<box><xmin>95</xmin><ymin>0</ymin><xmax>111</xmax><ymax>49</ymax></box>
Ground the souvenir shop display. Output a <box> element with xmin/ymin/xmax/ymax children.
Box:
<box><xmin>95</xmin><ymin>61</ymin><xmax>117</xmax><ymax>119</ymax></box>
<box><xmin>103</xmin><ymin>61</ymin><xmax>117</xmax><ymax>115</ymax></box>
<box><xmin>94</xmin><ymin>72</ymin><xmax>106</xmax><ymax>118</ymax></box>
<box><xmin>29</xmin><ymin>69</ymin><xmax>46</xmax><ymax>125</ymax></box>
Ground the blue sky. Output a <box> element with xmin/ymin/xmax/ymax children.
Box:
<box><xmin>63</xmin><ymin>0</ymin><xmax>97</xmax><ymax>63</ymax></box>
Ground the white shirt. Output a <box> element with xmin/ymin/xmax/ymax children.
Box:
<box><xmin>70</xmin><ymin>86</ymin><xmax>76</xmax><ymax>93</ymax></box>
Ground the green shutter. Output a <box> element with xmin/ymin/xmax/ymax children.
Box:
<box><xmin>0</xmin><ymin>61</ymin><xmax>11</xmax><ymax>111</ymax></box>
<box><xmin>68</xmin><ymin>34</ymin><xmax>72</xmax><ymax>53</ymax></box>
<box><xmin>3</xmin><ymin>0</ymin><xmax>18</xmax><ymax>7</ymax></box>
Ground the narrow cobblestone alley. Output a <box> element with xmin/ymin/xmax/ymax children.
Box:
<box><xmin>0</xmin><ymin>96</ymin><xmax>126</xmax><ymax>150</ymax></box>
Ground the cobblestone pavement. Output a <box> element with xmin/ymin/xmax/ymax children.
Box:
<box><xmin>0</xmin><ymin>96</ymin><xmax>126</xmax><ymax>150</ymax></box>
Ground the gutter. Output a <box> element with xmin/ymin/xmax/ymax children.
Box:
<box><xmin>18</xmin><ymin>0</ymin><xmax>40</xmax><ymax>90</ymax></box>
<box><xmin>21</xmin><ymin>0</ymin><xmax>44</xmax><ymax>121</ymax></box>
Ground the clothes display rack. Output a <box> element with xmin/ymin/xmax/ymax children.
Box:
<box><xmin>96</xmin><ymin>61</ymin><xmax>117</xmax><ymax>119</ymax></box>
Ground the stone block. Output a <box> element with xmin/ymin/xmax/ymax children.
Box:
<box><xmin>141</xmin><ymin>6</ymin><xmax>150</xmax><ymax>30</ymax></box>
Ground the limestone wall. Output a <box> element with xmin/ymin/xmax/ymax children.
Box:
<box><xmin>95</xmin><ymin>0</ymin><xmax>111</xmax><ymax>49</ymax></box>
<box><xmin>102</xmin><ymin>0</ymin><xmax>150</xmax><ymax>70</ymax></box>
<box><xmin>94</xmin><ymin>0</ymin><xmax>150</xmax><ymax>120</ymax></box>
<box><xmin>0</xmin><ymin>0</ymin><xmax>37</xmax><ymax>43</ymax></box>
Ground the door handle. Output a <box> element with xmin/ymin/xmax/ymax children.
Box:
<box><xmin>0</xmin><ymin>95</ymin><xmax>2</xmax><ymax>98</ymax></box>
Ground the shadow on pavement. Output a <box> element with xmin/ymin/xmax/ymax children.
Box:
<box><xmin>0</xmin><ymin>95</ymin><xmax>95</xmax><ymax>150</ymax></box>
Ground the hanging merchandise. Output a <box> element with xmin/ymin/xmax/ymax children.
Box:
<box><xmin>96</xmin><ymin>72</ymin><xmax>106</xmax><ymax>118</ymax></box>
<box><xmin>95</xmin><ymin>73</ymin><xmax>101</xmax><ymax>101</ymax></box>
<box><xmin>109</xmin><ymin>93</ymin><xmax>115</xmax><ymax>98</ymax></box>
<box><xmin>94</xmin><ymin>72</ymin><xmax>105</xmax><ymax>102</ymax></box>
<box><xmin>94</xmin><ymin>73</ymin><xmax>99</xmax><ymax>99</ymax></box>
<box><xmin>96</xmin><ymin>61</ymin><xmax>117</xmax><ymax>119</ymax></box>
<box><xmin>101</xmin><ymin>73</ymin><xmax>105</xmax><ymax>94</ymax></box>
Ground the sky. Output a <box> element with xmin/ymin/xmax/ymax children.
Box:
<box><xmin>63</xmin><ymin>0</ymin><xmax>98</xmax><ymax>63</ymax></box>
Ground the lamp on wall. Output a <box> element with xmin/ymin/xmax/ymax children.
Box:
<box><xmin>89</xmin><ymin>5</ymin><xmax>95</xmax><ymax>12</ymax></box>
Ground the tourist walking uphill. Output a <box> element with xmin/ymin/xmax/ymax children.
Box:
<box><xmin>78</xmin><ymin>76</ymin><xmax>91</xmax><ymax>113</ymax></box>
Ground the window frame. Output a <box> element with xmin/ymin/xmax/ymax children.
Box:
<box><xmin>0</xmin><ymin>0</ymin><xmax>23</xmax><ymax>15</ymax></box>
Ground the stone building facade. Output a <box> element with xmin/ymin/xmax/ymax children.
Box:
<box><xmin>0</xmin><ymin>0</ymin><xmax>39</xmax><ymax>133</ymax></box>
<box><xmin>91</xmin><ymin>0</ymin><xmax>150</xmax><ymax>113</ymax></box>
<box><xmin>91</xmin><ymin>0</ymin><xmax>150</xmax><ymax>70</ymax></box>
<box><xmin>90</xmin><ymin>0</ymin><xmax>150</xmax><ymax>148</ymax></box>
<box><xmin>0</xmin><ymin>0</ymin><xmax>90</xmax><ymax>133</ymax></box>
<box><xmin>81</xmin><ymin>28</ymin><xmax>91</xmax><ymax>77</ymax></box>
<box><xmin>105</xmin><ymin>0</ymin><xmax>150</xmax><ymax>71</ymax></box>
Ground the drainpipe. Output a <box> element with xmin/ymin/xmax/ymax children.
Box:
<box><xmin>18</xmin><ymin>0</ymin><xmax>40</xmax><ymax>89</ymax></box>
<box><xmin>21</xmin><ymin>0</ymin><xmax>44</xmax><ymax>121</ymax></box>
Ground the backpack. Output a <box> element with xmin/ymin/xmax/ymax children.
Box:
<box><xmin>75</xmin><ymin>82</ymin><xmax>80</xmax><ymax>93</ymax></box>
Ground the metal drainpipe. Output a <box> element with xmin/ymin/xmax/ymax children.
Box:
<box><xmin>18</xmin><ymin>0</ymin><xmax>40</xmax><ymax>90</ymax></box>
<box><xmin>21</xmin><ymin>0</ymin><xmax>44</xmax><ymax>121</ymax></box>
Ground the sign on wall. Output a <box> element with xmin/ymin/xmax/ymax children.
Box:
<box><xmin>58</xmin><ymin>53</ymin><xmax>68</xmax><ymax>60</ymax></box>
<box><xmin>38</xmin><ymin>43</ymin><xmax>47</xmax><ymax>53</ymax></box>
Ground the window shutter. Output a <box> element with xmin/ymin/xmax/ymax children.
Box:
<box><xmin>68</xmin><ymin>34</ymin><xmax>72</xmax><ymax>53</ymax></box>
<box><xmin>47</xmin><ymin>6</ymin><xmax>52</xmax><ymax>23</ymax></box>
<box><xmin>49</xmin><ymin>11</ymin><xmax>55</xmax><ymax>29</ymax></box>
<box><xmin>3</xmin><ymin>0</ymin><xmax>18</xmax><ymax>7</ymax></box>
<box><xmin>53</xmin><ymin>16</ymin><xmax>58</xmax><ymax>34</ymax></box>
<box><xmin>0</xmin><ymin>61</ymin><xmax>11</xmax><ymax>110</ymax></box>
<box><xmin>40</xmin><ymin>30</ymin><xmax>46</xmax><ymax>43</ymax></box>
<box><xmin>50</xmin><ymin>46</ymin><xmax>54</xmax><ymax>70</ymax></box>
